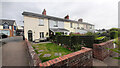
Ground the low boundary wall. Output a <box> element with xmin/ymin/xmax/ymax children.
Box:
<box><xmin>93</xmin><ymin>39</ymin><xmax>115</xmax><ymax>61</ymax></box>
<box><xmin>25</xmin><ymin>39</ymin><xmax>41</xmax><ymax>66</ymax></box>
<box><xmin>25</xmin><ymin>39</ymin><xmax>93</xmax><ymax>67</ymax></box>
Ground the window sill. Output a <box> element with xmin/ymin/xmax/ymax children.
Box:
<box><xmin>39</xmin><ymin>25</ymin><xmax>44</xmax><ymax>26</ymax></box>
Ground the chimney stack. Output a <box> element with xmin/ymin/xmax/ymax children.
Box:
<box><xmin>42</xmin><ymin>9</ymin><xmax>46</xmax><ymax>15</ymax></box>
<box><xmin>64</xmin><ymin>15</ymin><xmax>69</xmax><ymax>19</ymax></box>
<box><xmin>78</xmin><ymin>18</ymin><xmax>83</xmax><ymax>22</ymax></box>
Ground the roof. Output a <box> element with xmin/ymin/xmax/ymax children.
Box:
<box><xmin>22</xmin><ymin>11</ymin><xmax>78</xmax><ymax>23</ymax></box>
<box><xmin>0</xmin><ymin>19</ymin><xmax>15</xmax><ymax>26</ymax></box>
<box><xmin>50</xmin><ymin>28</ymin><xmax>69</xmax><ymax>32</ymax></box>
<box><xmin>78</xmin><ymin>22</ymin><xmax>94</xmax><ymax>26</ymax></box>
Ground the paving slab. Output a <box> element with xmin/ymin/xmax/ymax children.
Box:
<box><xmin>43</xmin><ymin>54</ymin><xmax>51</xmax><ymax>57</ymax></box>
<box><xmin>38</xmin><ymin>53</ymin><xmax>42</xmax><ymax>56</ymax></box>
<box><xmin>38</xmin><ymin>50</ymin><xmax>44</xmax><ymax>52</ymax></box>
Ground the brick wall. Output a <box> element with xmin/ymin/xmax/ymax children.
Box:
<box><xmin>39</xmin><ymin>47</ymin><xmax>93</xmax><ymax>67</ymax></box>
<box><xmin>25</xmin><ymin>39</ymin><xmax>41</xmax><ymax>66</ymax></box>
<box><xmin>93</xmin><ymin>39</ymin><xmax>115</xmax><ymax>61</ymax></box>
<box><xmin>25</xmin><ymin>39</ymin><xmax>93</xmax><ymax>67</ymax></box>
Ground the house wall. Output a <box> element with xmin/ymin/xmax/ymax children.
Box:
<box><xmin>0</xmin><ymin>25</ymin><xmax>3</xmax><ymax>29</ymax></box>
<box><xmin>49</xmin><ymin>20</ymin><xmax>64</xmax><ymax>29</ymax></box>
<box><xmin>24</xmin><ymin>16</ymin><xmax>49</xmax><ymax>41</ymax></box>
<box><xmin>64</xmin><ymin>22</ymin><xmax>76</xmax><ymax>33</ymax></box>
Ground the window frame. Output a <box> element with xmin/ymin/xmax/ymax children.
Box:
<box><xmin>40</xmin><ymin>32</ymin><xmax>44</xmax><ymax>38</ymax></box>
<box><xmin>39</xmin><ymin>18</ymin><xmax>44</xmax><ymax>26</ymax></box>
<box><xmin>54</xmin><ymin>20</ymin><xmax>58</xmax><ymax>27</ymax></box>
<box><xmin>70</xmin><ymin>22</ymin><xmax>73</xmax><ymax>28</ymax></box>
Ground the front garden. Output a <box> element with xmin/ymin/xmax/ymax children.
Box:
<box><xmin>32</xmin><ymin>28</ymin><xmax>120</xmax><ymax>64</ymax></box>
<box><xmin>32</xmin><ymin>43</ymin><xmax>72</xmax><ymax>62</ymax></box>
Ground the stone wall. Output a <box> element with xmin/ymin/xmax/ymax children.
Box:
<box><xmin>39</xmin><ymin>47</ymin><xmax>93</xmax><ymax>67</ymax></box>
<box><xmin>25</xmin><ymin>39</ymin><xmax>41</xmax><ymax>66</ymax></box>
<box><xmin>93</xmin><ymin>39</ymin><xmax>115</xmax><ymax>61</ymax></box>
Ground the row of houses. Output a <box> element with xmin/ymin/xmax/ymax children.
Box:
<box><xmin>22</xmin><ymin>9</ymin><xmax>95</xmax><ymax>42</ymax></box>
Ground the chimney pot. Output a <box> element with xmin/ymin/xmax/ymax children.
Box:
<box><xmin>64</xmin><ymin>15</ymin><xmax>69</xmax><ymax>19</ymax></box>
<box><xmin>42</xmin><ymin>9</ymin><xmax>46</xmax><ymax>15</ymax></box>
<box><xmin>78</xmin><ymin>18</ymin><xmax>83</xmax><ymax>22</ymax></box>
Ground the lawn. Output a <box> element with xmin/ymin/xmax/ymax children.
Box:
<box><xmin>32</xmin><ymin>43</ymin><xmax>73</xmax><ymax>62</ymax></box>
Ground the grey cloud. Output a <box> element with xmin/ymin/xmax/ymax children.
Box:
<box><xmin>1</xmin><ymin>1</ymin><xmax>118</xmax><ymax>29</ymax></box>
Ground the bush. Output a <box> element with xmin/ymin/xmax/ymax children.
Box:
<box><xmin>94</xmin><ymin>36</ymin><xmax>110</xmax><ymax>44</ymax></box>
<box><xmin>55</xmin><ymin>32</ymin><xmax>62</xmax><ymax>36</ymax></box>
<box><xmin>85</xmin><ymin>32</ymin><xmax>94</xmax><ymax>36</ymax></box>
<box><xmin>69</xmin><ymin>33</ymin><xmax>84</xmax><ymax>36</ymax></box>
<box><xmin>110</xmin><ymin>28</ymin><xmax>118</xmax><ymax>31</ymax></box>
<box><xmin>110</xmin><ymin>31</ymin><xmax>118</xmax><ymax>39</ymax></box>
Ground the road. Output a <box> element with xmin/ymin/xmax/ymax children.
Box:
<box><xmin>1</xmin><ymin>36</ymin><xmax>29</xmax><ymax>67</ymax></box>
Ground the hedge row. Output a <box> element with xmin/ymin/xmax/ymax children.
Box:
<box><xmin>50</xmin><ymin>35</ymin><xmax>94</xmax><ymax>51</ymax></box>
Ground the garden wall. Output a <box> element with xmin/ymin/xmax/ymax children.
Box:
<box><xmin>25</xmin><ymin>39</ymin><xmax>93</xmax><ymax>67</ymax></box>
<box><xmin>93</xmin><ymin>39</ymin><xmax>115</xmax><ymax>61</ymax></box>
<box><xmin>39</xmin><ymin>47</ymin><xmax>93</xmax><ymax>67</ymax></box>
<box><xmin>25</xmin><ymin>39</ymin><xmax>41</xmax><ymax>66</ymax></box>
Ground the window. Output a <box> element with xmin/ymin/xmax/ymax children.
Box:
<box><xmin>14</xmin><ymin>26</ymin><xmax>16</xmax><ymax>30</ymax></box>
<box><xmin>77</xmin><ymin>24</ymin><xmax>79</xmax><ymax>27</ymax></box>
<box><xmin>39</xmin><ymin>19</ymin><xmax>44</xmax><ymax>26</ymax></box>
<box><xmin>90</xmin><ymin>26</ymin><xmax>92</xmax><ymax>29</ymax></box>
<box><xmin>70</xmin><ymin>23</ymin><xmax>73</xmax><ymax>28</ymax></box>
<box><xmin>40</xmin><ymin>32</ymin><xmax>44</xmax><ymax>38</ymax></box>
<box><xmin>3</xmin><ymin>23</ymin><xmax>9</xmax><ymax>29</ymax></box>
<box><xmin>54</xmin><ymin>21</ymin><xmax>58</xmax><ymax>27</ymax></box>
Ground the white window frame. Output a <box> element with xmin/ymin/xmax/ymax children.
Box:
<box><xmin>54</xmin><ymin>20</ymin><xmax>58</xmax><ymax>27</ymax></box>
<box><xmin>39</xmin><ymin>19</ymin><xmax>44</xmax><ymax>26</ymax></box>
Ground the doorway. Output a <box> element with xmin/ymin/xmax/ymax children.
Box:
<box><xmin>28</xmin><ymin>30</ymin><xmax>32</xmax><ymax>41</ymax></box>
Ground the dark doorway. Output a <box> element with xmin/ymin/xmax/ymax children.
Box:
<box><xmin>28</xmin><ymin>30</ymin><xmax>32</xmax><ymax>41</ymax></box>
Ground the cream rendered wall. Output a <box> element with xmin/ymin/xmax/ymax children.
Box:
<box><xmin>24</xmin><ymin>16</ymin><xmax>49</xmax><ymax>41</ymax></box>
<box><xmin>9</xmin><ymin>26</ymin><xmax>12</xmax><ymax>30</ymax></box>
<box><xmin>0</xmin><ymin>25</ymin><xmax>3</xmax><ymax>29</ymax></box>
<box><xmin>79</xmin><ymin>24</ymin><xmax>84</xmax><ymax>29</ymax></box>
<box><xmin>64</xmin><ymin>22</ymin><xmax>76</xmax><ymax>33</ymax></box>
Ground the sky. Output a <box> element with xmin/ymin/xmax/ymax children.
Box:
<box><xmin>0</xmin><ymin>0</ymin><xmax>119</xmax><ymax>29</ymax></box>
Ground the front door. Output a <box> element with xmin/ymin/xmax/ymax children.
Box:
<box><xmin>28</xmin><ymin>30</ymin><xmax>32</xmax><ymax>41</ymax></box>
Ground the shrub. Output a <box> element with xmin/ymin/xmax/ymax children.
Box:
<box><xmin>107</xmin><ymin>38</ymin><xmax>120</xmax><ymax>60</ymax></box>
<box><xmin>55</xmin><ymin>32</ymin><xmax>62</xmax><ymax>36</ymax></box>
<box><xmin>110</xmin><ymin>28</ymin><xmax>118</xmax><ymax>31</ymax></box>
<box><xmin>85</xmin><ymin>32</ymin><xmax>94</xmax><ymax>36</ymax></box>
<box><xmin>110</xmin><ymin>31</ymin><xmax>118</xmax><ymax>39</ymax></box>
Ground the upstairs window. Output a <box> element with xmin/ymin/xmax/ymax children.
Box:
<box><xmin>39</xmin><ymin>19</ymin><xmax>44</xmax><ymax>26</ymax></box>
<box><xmin>90</xmin><ymin>26</ymin><xmax>92</xmax><ymax>29</ymax></box>
<box><xmin>3</xmin><ymin>23</ymin><xmax>9</xmax><ymax>29</ymax></box>
<box><xmin>54</xmin><ymin>21</ymin><xmax>58</xmax><ymax>27</ymax></box>
<box><xmin>70</xmin><ymin>23</ymin><xmax>73</xmax><ymax>28</ymax></box>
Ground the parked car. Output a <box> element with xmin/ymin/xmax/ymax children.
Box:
<box><xmin>0</xmin><ymin>33</ymin><xmax>8</xmax><ymax>38</ymax></box>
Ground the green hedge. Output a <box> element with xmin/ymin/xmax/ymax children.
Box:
<box><xmin>110</xmin><ymin>31</ymin><xmax>118</xmax><ymax>39</ymax></box>
<box><xmin>51</xmin><ymin>35</ymin><xmax>94</xmax><ymax>51</ymax></box>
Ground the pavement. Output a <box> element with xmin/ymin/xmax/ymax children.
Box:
<box><xmin>2</xmin><ymin>36</ymin><xmax>29</xmax><ymax>66</ymax></box>
<box><xmin>93</xmin><ymin>53</ymin><xmax>120</xmax><ymax>67</ymax></box>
